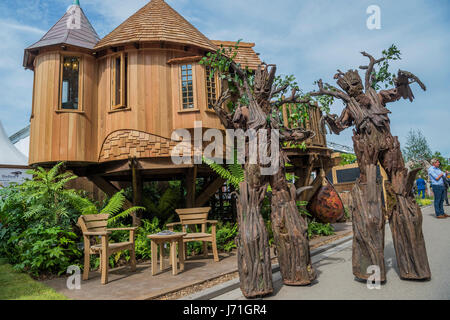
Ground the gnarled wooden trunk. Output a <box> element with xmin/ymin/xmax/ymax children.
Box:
<box><xmin>350</xmin><ymin>164</ymin><xmax>386</xmax><ymax>281</ymax></box>
<box><xmin>385</xmin><ymin>181</ymin><xmax>431</xmax><ymax>280</ymax></box>
<box><xmin>271</xmin><ymin>184</ymin><xmax>316</xmax><ymax>285</ymax></box>
<box><xmin>236</xmin><ymin>181</ymin><xmax>273</xmax><ymax>298</ymax></box>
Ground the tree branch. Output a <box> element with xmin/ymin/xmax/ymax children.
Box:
<box><xmin>309</xmin><ymin>79</ymin><xmax>350</xmax><ymax>102</ymax></box>
<box><xmin>359</xmin><ymin>51</ymin><xmax>385</xmax><ymax>90</ymax></box>
<box><xmin>209</xmin><ymin>89</ymin><xmax>233</xmax><ymax>128</ymax></box>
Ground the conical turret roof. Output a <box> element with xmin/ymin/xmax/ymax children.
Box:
<box><xmin>26</xmin><ymin>2</ymin><xmax>100</xmax><ymax>51</ymax></box>
<box><xmin>94</xmin><ymin>0</ymin><xmax>217</xmax><ymax>52</ymax></box>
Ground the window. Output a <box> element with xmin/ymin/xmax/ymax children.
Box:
<box><xmin>111</xmin><ymin>53</ymin><xmax>128</xmax><ymax>109</ymax></box>
<box><xmin>205</xmin><ymin>66</ymin><xmax>217</xmax><ymax>109</ymax></box>
<box><xmin>181</xmin><ymin>64</ymin><xmax>194</xmax><ymax>109</ymax></box>
<box><xmin>60</xmin><ymin>56</ymin><xmax>81</xmax><ymax>110</ymax></box>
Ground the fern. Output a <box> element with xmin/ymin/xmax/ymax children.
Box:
<box><xmin>203</xmin><ymin>156</ymin><xmax>244</xmax><ymax>190</ymax></box>
<box><xmin>100</xmin><ymin>190</ymin><xmax>127</xmax><ymax>216</ymax></box>
<box><xmin>107</xmin><ymin>206</ymin><xmax>146</xmax><ymax>224</ymax></box>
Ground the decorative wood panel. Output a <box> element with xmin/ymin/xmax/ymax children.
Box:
<box><xmin>98</xmin><ymin>129</ymin><xmax>191</xmax><ymax>162</ymax></box>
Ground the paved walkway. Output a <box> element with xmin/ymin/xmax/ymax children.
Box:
<box><xmin>44</xmin><ymin>222</ymin><xmax>352</xmax><ymax>300</ymax></box>
<box><xmin>214</xmin><ymin>205</ymin><xmax>450</xmax><ymax>300</ymax></box>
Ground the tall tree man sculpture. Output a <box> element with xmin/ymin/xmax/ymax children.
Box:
<box><xmin>310</xmin><ymin>47</ymin><xmax>431</xmax><ymax>282</ymax></box>
<box><xmin>201</xmin><ymin>44</ymin><xmax>317</xmax><ymax>297</ymax></box>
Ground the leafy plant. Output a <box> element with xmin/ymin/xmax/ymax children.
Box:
<box><xmin>74</xmin><ymin>189</ymin><xmax>145</xmax><ymax>225</ymax></box>
<box><xmin>203</xmin><ymin>156</ymin><xmax>244</xmax><ymax>190</ymax></box>
<box><xmin>215</xmin><ymin>222</ymin><xmax>238</xmax><ymax>252</ymax></box>
<box><xmin>340</xmin><ymin>153</ymin><xmax>357</xmax><ymax>165</ymax></box>
<box><xmin>371</xmin><ymin>44</ymin><xmax>402</xmax><ymax>90</ymax></box>
<box><xmin>8</xmin><ymin>225</ymin><xmax>82</xmax><ymax>276</ymax></box>
<box><xmin>307</xmin><ymin>221</ymin><xmax>335</xmax><ymax>239</ymax></box>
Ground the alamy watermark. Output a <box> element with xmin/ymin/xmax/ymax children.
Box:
<box><xmin>366</xmin><ymin>5</ymin><xmax>381</xmax><ymax>30</ymax></box>
<box><xmin>66</xmin><ymin>265</ymin><xmax>81</xmax><ymax>290</ymax></box>
<box><xmin>66</xmin><ymin>4</ymin><xmax>81</xmax><ymax>30</ymax></box>
<box><xmin>170</xmin><ymin>121</ymin><xmax>280</xmax><ymax>176</ymax></box>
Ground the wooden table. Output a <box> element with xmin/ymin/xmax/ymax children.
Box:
<box><xmin>147</xmin><ymin>232</ymin><xmax>186</xmax><ymax>276</ymax></box>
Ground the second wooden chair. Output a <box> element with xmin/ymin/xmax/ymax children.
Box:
<box><xmin>167</xmin><ymin>207</ymin><xmax>219</xmax><ymax>262</ymax></box>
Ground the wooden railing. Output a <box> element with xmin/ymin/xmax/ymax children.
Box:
<box><xmin>281</xmin><ymin>104</ymin><xmax>327</xmax><ymax>147</ymax></box>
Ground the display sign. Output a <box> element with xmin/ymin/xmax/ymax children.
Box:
<box><xmin>0</xmin><ymin>168</ymin><xmax>32</xmax><ymax>187</ymax></box>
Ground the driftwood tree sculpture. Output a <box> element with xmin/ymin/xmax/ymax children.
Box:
<box><xmin>201</xmin><ymin>45</ymin><xmax>316</xmax><ymax>297</ymax></box>
<box><xmin>311</xmin><ymin>48</ymin><xmax>431</xmax><ymax>282</ymax></box>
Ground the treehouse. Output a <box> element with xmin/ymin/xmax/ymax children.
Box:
<box><xmin>23</xmin><ymin>0</ymin><xmax>337</xmax><ymax>211</ymax></box>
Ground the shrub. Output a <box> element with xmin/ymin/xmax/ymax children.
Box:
<box><xmin>7</xmin><ymin>225</ymin><xmax>82</xmax><ymax>276</ymax></box>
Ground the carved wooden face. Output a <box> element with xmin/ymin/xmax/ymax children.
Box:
<box><xmin>336</xmin><ymin>70</ymin><xmax>364</xmax><ymax>96</ymax></box>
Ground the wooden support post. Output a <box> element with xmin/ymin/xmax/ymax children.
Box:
<box><xmin>130</xmin><ymin>157</ymin><xmax>143</xmax><ymax>226</ymax></box>
<box><xmin>185</xmin><ymin>166</ymin><xmax>197</xmax><ymax>208</ymax></box>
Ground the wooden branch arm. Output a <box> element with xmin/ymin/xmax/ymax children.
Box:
<box><xmin>210</xmin><ymin>88</ymin><xmax>234</xmax><ymax>129</ymax></box>
<box><xmin>309</xmin><ymin>79</ymin><xmax>350</xmax><ymax>102</ymax></box>
<box><xmin>279</xmin><ymin>128</ymin><xmax>315</xmax><ymax>143</ymax></box>
<box><xmin>206</xmin><ymin>220</ymin><xmax>219</xmax><ymax>225</ymax></box>
<box><xmin>359</xmin><ymin>51</ymin><xmax>385</xmax><ymax>90</ymax></box>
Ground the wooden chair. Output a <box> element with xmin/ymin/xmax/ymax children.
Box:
<box><xmin>77</xmin><ymin>214</ymin><xmax>137</xmax><ymax>285</ymax></box>
<box><xmin>167</xmin><ymin>207</ymin><xmax>219</xmax><ymax>262</ymax></box>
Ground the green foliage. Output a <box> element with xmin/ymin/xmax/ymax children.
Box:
<box><xmin>307</xmin><ymin>220</ymin><xmax>335</xmax><ymax>239</ymax></box>
<box><xmin>200</xmin><ymin>40</ymin><xmax>311</xmax><ymax>131</ymax></box>
<box><xmin>403</xmin><ymin>129</ymin><xmax>432</xmax><ymax>162</ymax></box>
<box><xmin>215</xmin><ymin>222</ymin><xmax>238</xmax><ymax>252</ymax></box>
<box><xmin>340</xmin><ymin>153</ymin><xmax>357</xmax><ymax>165</ymax></box>
<box><xmin>343</xmin><ymin>206</ymin><xmax>351</xmax><ymax>221</ymax></box>
<box><xmin>6</xmin><ymin>225</ymin><xmax>82</xmax><ymax>276</ymax></box>
<box><xmin>203</xmin><ymin>156</ymin><xmax>244</xmax><ymax>190</ymax></box>
<box><xmin>0</xmin><ymin>163</ymin><xmax>90</xmax><ymax>276</ymax></box>
<box><xmin>13</xmin><ymin>162</ymin><xmax>84</xmax><ymax>228</ymax></box>
<box><xmin>415</xmin><ymin>198</ymin><xmax>432</xmax><ymax>207</ymax></box>
<box><xmin>372</xmin><ymin>44</ymin><xmax>402</xmax><ymax>90</ymax></box>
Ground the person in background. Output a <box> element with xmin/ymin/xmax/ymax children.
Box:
<box><xmin>416</xmin><ymin>176</ymin><xmax>426</xmax><ymax>199</ymax></box>
<box><xmin>428</xmin><ymin>159</ymin><xmax>447</xmax><ymax>219</ymax></box>
<box><xmin>444</xmin><ymin>170</ymin><xmax>449</xmax><ymax>206</ymax></box>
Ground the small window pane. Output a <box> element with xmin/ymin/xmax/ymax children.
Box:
<box><xmin>181</xmin><ymin>64</ymin><xmax>194</xmax><ymax>109</ymax></box>
<box><xmin>206</xmin><ymin>66</ymin><xmax>217</xmax><ymax>109</ymax></box>
<box><xmin>61</xmin><ymin>57</ymin><xmax>80</xmax><ymax>110</ymax></box>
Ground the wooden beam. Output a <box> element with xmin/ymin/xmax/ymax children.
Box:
<box><xmin>88</xmin><ymin>175</ymin><xmax>132</xmax><ymax>210</ymax></box>
<box><xmin>195</xmin><ymin>177</ymin><xmax>226</xmax><ymax>207</ymax></box>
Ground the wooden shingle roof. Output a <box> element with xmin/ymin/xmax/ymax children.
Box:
<box><xmin>211</xmin><ymin>40</ymin><xmax>262</xmax><ymax>70</ymax></box>
<box><xmin>26</xmin><ymin>4</ymin><xmax>100</xmax><ymax>51</ymax></box>
<box><xmin>94</xmin><ymin>0</ymin><xmax>217</xmax><ymax>52</ymax></box>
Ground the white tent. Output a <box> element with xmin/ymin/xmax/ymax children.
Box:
<box><xmin>0</xmin><ymin>121</ymin><xmax>31</xmax><ymax>187</ymax></box>
<box><xmin>0</xmin><ymin>121</ymin><xmax>28</xmax><ymax>165</ymax></box>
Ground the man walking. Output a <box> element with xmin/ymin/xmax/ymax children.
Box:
<box><xmin>416</xmin><ymin>176</ymin><xmax>426</xmax><ymax>199</ymax></box>
<box><xmin>428</xmin><ymin>159</ymin><xmax>447</xmax><ymax>219</ymax></box>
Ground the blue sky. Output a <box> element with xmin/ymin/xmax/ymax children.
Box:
<box><xmin>0</xmin><ymin>0</ymin><xmax>449</xmax><ymax>157</ymax></box>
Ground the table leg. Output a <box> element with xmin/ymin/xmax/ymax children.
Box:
<box><xmin>178</xmin><ymin>238</ymin><xmax>185</xmax><ymax>272</ymax></box>
<box><xmin>170</xmin><ymin>240</ymin><xmax>178</xmax><ymax>276</ymax></box>
<box><xmin>159</xmin><ymin>243</ymin><xmax>164</xmax><ymax>271</ymax></box>
<box><xmin>151</xmin><ymin>240</ymin><xmax>157</xmax><ymax>276</ymax></box>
